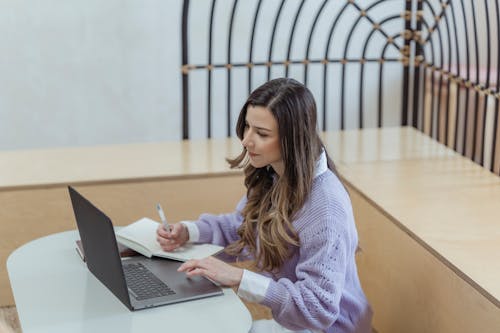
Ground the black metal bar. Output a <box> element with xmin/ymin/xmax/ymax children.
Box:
<box><xmin>442</xmin><ymin>1</ymin><xmax>453</xmax><ymax>146</ymax></box>
<box><xmin>402</xmin><ymin>0</ymin><xmax>412</xmax><ymax>126</ymax></box>
<box><xmin>423</xmin><ymin>0</ymin><xmax>446</xmax><ymax>43</ymax></box>
<box><xmin>207</xmin><ymin>0</ymin><xmax>216</xmax><ymax>138</ymax></box>
<box><xmin>304</xmin><ymin>0</ymin><xmax>329</xmax><ymax>85</ymax></box>
<box><xmin>379</xmin><ymin>34</ymin><xmax>403</xmax><ymax>128</ymax></box>
<box><xmin>420</xmin><ymin>18</ymin><xmax>436</xmax><ymax>135</ymax></box>
<box><xmin>418</xmin><ymin>61</ymin><xmax>426</xmax><ymax>131</ymax></box>
<box><xmin>429</xmin><ymin>66</ymin><xmax>438</xmax><ymax>139</ymax></box>
<box><xmin>421</xmin><ymin>1</ymin><xmax>439</xmax><ymax>138</ymax></box>
<box><xmin>449</xmin><ymin>0</ymin><xmax>462</xmax><ymax>151</ymax></box>
<box><xmin>459</xmin><ymin>0</ymin><xmax>471</xmax><ymax>155</ymax></box>
<box><xmin>351</xmin><ymin>0</ymin><xmax>402</xmax><ymax>51</ymax></box>
<box><xmin>492</xmin><ymin>0</ymin><xmax>500</xmax><ymax>174</ymax></box>
<box><xmin>323</xmin><ymin>2</ymin><xmax>350</xmax><ymax>131</ymax></box>
<box><xmin>226</xmin><ymin>0</ymin><xmax>239</xmax><ymax>137</ymax></box>
<box><xmin>480</xmin><ymin>0</ymin><xmax>491</xmax><ymax>165</ymax></box>
<box><xmin>285</xmin><ymin>0</ymin><xmax>306</xmax><ymax>78</ymax></box>
<box><xmin>248</xmin><ymin>0</ymin><xmax>263</xmax><ymax>95</ymax></box>
<box><xmin>345</xmin><ymin>0</ymin><xmax>406</xmax><ymax>129</ymax></box>
<box><xmin>359</xmin><ymin>59</ymin><xmax>365</xmax><ymax>129</ymax></box>
<box><xmin>360</xmin><ymin>15</ymin><xmax>402</xmax><ymax>129</ymax></box>
<box><xmin>187</xmin><ymin>58</ymin><xmax>401</xmax><ymax>70</ymax></box>
<box><xmin>378</xmin><ymin>59</ymin><xmax>384</xmax><ymax>128</ymax></box>
<box><xmin>341</xmin><ymin>12</ymin><xmax>364</xmax><ymax>130</ymax></box>
<box><xmin>181</xmin><ymin>0</ymin><xmax>190</xmax><ymax>139</ymax></box>
<box><xmin>470</xmin><ymin>0</ymin><xmax>480</xmax><ymax>160</ymax></box>
<box><xmin>360</xmin><ymin>28</ymin><xmax>381</xmax><ymax>129</ymax></box>
<box><xmin>422</xmin><ymin>1</ymin><xmax>445</xmax><ymax>140</ymax></box>
<box><xmin>267</xmin><ymin>0</ymin><xmax>286</xmax><ymax>81</ymax></box>
<box><xmin>435</xmin><ymin>0</ymin><xmax>446</xmax><ymax>141</ymax></box>
<box><xmin>413</xmin><ymin>0</ymin><xmax>424</xmax><ymax>128</ymax></box>
<box><xmin>421</xmin><ymin>65</ymin><xmax>428</xmax><ymax>131</ymax></box>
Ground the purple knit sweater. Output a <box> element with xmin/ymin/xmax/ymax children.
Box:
<box><xmin>193</xmin><ymin>170</ymin><xmax>372</xmax><ymax>333</ymax></box>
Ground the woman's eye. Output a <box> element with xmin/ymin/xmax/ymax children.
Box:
<box><xmin>257</xmin><ymin>132</ymin><xmax>268</xmax><ymax>137</ymax></box>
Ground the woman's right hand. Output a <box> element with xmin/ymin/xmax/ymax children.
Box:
<box><xmin>156</xmin><ymin>223</ymin><xmax>189</xmax><ymax>251</ymax></box>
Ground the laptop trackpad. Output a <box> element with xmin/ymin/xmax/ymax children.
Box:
<box><xmin>125</xmin><ymin>257</ymin><xmax>223</xmax><ymax>304</ymax></box>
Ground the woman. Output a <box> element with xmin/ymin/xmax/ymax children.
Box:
<box><xmin>157</xmin><ymin>78</ymin><xmax>372</xmax><ymax>333</ymax></box>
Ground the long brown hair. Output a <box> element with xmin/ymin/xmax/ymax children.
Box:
<box><xmin>226</xmin><ymin>78</ymin><xmax>338</xmax><ymax>272</ymax></box>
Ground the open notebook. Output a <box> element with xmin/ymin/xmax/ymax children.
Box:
<box><xmin>115</xmin><ymin>218</ymin><xmax>223</xmax><ymax>262</ymax></box>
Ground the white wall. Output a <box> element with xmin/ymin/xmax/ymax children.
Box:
<box><xmin>0</xmin><ymin>0</ymin><xmax>183</xmax><ymax>150</ymax></box>
<box><xmin>0</xmin><ymin>0</ymin><xmax>405</xmax><ymax>150</ymax></box>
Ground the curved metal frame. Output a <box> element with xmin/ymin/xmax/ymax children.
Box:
<box><xmin>181</xmin><ymin>0</ymin><xmax>500</xmax><ymax>175</ymax></box>
<box><xmin>414</xmin><ymin>0</ymin><xmax>500</xmax><ymax>174</ymax></box>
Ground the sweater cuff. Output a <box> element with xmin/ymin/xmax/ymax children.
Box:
<box><xmin>260</xmin><ymin>280</ymin><xmax>289</xmax><ymax>310</ymax></box>
<box><xmin>180</xmin><ymin>221</ymin><xmax>199</xmax><ymax>243</ymax></box>
<box><xmin>237</xmin><ymin>269</ymin><xmax>271</xmax><ymax>303</ymax></box>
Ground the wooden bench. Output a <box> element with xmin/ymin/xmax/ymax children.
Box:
<box><xmin>2</xmin><ymin>127</ymin><xmax>499</xmax><ymax>332</ymax></box>
<box><xmin>323</xmin><ymin>127</ymin><xmax>500</xmax><ymax>332</ymax></box>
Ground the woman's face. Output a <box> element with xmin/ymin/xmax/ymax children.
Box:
<box><xmin>241</xmin><ymin>105</ymin><xmax>284</xmax><ymax>176</ymax></box>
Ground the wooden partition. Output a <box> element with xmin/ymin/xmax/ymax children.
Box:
<box><xmin>351</xmin><ymin>187</ymin><xmax>499</xmax><ymax>332</ymax></box>
<box><xmin>2</xmin><ymin>127</ymin><xmax>499</xmax><ymax>332</ymax></box>
<box><xmin>330</xmin><ymin>128</ymin><xmax>500</xmax><ymax>332</ymax></box>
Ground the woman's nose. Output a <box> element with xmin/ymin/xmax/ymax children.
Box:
<box><xmin>242</xmin><ymin>132</ymin><xmax>252</xmax><ymax>148</ymax></box>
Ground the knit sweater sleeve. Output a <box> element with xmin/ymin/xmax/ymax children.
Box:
<box><xmin>261</xmin><ymin>208</ymin><xmax>349</xmax><ymax>331</ymax></box>
<box><xmin>192</xmin><ymin>196</ymin><xmax>246</xmax><ymax>247</ymax></box>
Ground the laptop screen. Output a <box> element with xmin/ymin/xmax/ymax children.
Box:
<box><xmin>68</xmin><ymin>186</ymin><xmax>133</xmax><ymax>309</ymax></box>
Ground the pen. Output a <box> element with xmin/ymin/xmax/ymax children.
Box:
<box><xmin>156</xmin><ymin>203</ymin><xmax>171</xmax><ymax>232</ymax></box>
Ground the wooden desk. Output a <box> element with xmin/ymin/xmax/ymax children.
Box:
<box><xmin>7</xmin><ymin>230</ymin><xmax>252</xmax><ymax>333</ymax></box>
<box><xmin>0</xmin><ymin>138</ymin><xmax>246</xmax><ymax>306</ymax></box>
<box><xmin>322</xmin><ymin>127</ymin><xmax>500</xmax><ymax>332</ymax></box>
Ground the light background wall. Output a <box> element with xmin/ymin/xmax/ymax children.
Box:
<box><xmin>0</xmin><ymin>0</ymin><xmax>404</xmax><ymax>150</ymax></box>
<box><xmin>0</xmin><ymin>0</ymin><xmax>183</xmax><ymax>150</ymax></box>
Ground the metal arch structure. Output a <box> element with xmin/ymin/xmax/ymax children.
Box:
<box><xmin>181</xmin><ymin>0</ymin><xmax>500</xmax><ymax>175</ymax></box>
<box><xmin>412</xmin><ymin>0</ymin><xmax>500</xmax><ymax>174</ymax></box>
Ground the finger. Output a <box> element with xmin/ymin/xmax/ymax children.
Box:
<box><xmin>163</xmin><ymin>244</ymin><xmax>178</xmax><ymax>252</ymax></box>
<box><xmin>156</xmin><ymin>225</ymin><xmax>164</xmax><ymax>236</ymax></box>
<box><xmin>168</xmin><ymin>228</ymin><xmax>178</xmax><ymax>237</ymax></box>
<box><xmin>157</xmin><ymin>238</ymin><xmax>170</xmax><ymax>249</ymax></box>
<box><xmin>185</xmin><ymin>267</ymin><xmax>207</xmax><ymax>278</ymax></box>
<box><xmin>170</xmin><ymin>223</ymin><xmax>185</xmax><ymax>237</ymax></box>
<box><xmin>159</xmin><ymin>240</ymin><xmax>181</xmax><ymax>252</ymax></box>
<box><xmin>157</xmin><ymin>240</ymin><xmax>169</xmax><ymax>251</ymax></box>
<box><xmin>185</xmin><ymin>268</ymin><xmax>218</xmax><ymax>284</ymax></box>
<box><xmin>178</xmin><ymin>259</ymin><xmax>199</xmax><ymax>272</ymax></box>
<box><xmin>156</xmin><ymin>235</ymin><xmax>167</xmax><ymax>246</ymax></box>
<box><xmin>160</xmin><ymin>228</ymin><xmax>180</xmax><ymax>242</ymax></box>
<box><xmin>157</xmin><ymin>226</ymin><xmax>170</xmax><ymax>238</ymax></box>
<box><xmin>156</xmin><ymin>233</ymin><xmax>174</xmax><ymax>244</ymax></box>
<box><xmin>156</xmin><ymin>235</ymin><xmax>176</xmax><ymax>250</ymax></box>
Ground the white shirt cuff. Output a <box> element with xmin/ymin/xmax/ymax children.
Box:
<box><xmin>180</xmin><ymin>221</ymin><xmax>199</xmax><ymax>243</ymax></box>
<box><xmin>237</xmin><ymin>269</ymin><xmax>271</xmax><ymax>303</ymax></box>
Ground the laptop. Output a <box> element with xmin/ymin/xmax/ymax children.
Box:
<box><xmin>68</xmin><ymin>186</ymin><xmax>223</xmax><ymax>311</ymax></box>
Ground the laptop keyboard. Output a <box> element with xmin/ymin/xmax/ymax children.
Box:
<box><xmin>123</xmin><ymin>262</ymin><xmax>176</xmax><ymax>300</ymax></box>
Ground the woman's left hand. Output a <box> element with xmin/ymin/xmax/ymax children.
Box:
<box><xmin>177</xmin><ymin>256</ymin><xmax>243</xmax><ymax>288</ymax></box>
